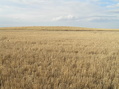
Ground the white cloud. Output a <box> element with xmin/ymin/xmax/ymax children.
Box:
<box><xmin>7</xmin><ymin>0</ymin><xmax>57</xmax><ymax>6</ymax></box>
<box><xmin>86</xmin><ymin>16</ymin><xmax>119</xmax><ymax>22</ymax></box>
<box><xmin>52</xmin><ymin>15</ymin><xmax>76</xmax><ymax>21</ymax></box>
<box><xmin>0</xmin><ymin>0</ymin><xmax>119</xmax><ymax>28</ymax></box>
<box><xmin>107</xmin><ymin>3</ymin><xmax>119</xmax><ymax>8</ymax></box>
<box><xmin>108</xmin><ymin>9</ymin><xmax>119</xmax><ymax>13</ymax></box>
<box><xmin>9</xmin><ymin>0</ymin><xmax>49</xmax><ymax>3</ymax></box>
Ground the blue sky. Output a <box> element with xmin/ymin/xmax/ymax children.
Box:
<box><xmin>0</xmin><ymin>0</ymin><xmax>119</xmax><ymax>28</ymax></box>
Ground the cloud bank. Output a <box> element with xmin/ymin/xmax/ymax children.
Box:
<box><xmin>0</xmin><ymin>0</ymin><xmax>119</xmax><ymax>28</ymax></box>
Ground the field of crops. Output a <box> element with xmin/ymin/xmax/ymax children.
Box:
<box><xmin>0</xmin><ymin>27</ymin><xmax>119</xmax><ymax>89</ymax></box>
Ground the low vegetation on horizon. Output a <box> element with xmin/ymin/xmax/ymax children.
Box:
<box><xmin>0</xmin><ymin>27</ymin><xmax>119</xmax><ymax>89</ymax></box>
<box><xmin>0</xmin><ymin>26</ymin><xmax>119</xmax><ymax>31</ymax></box>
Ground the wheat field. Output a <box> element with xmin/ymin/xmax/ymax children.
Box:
<box><xmin>0</xmin><ymin>27</ymin><xmax>119</xmax><ymax>89</ymax></box>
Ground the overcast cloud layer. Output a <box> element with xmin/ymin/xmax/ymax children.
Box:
<box><xmin>0</xmin><ymin>0</ymin><xmax>119</xmax><ymax>28</ymax></box>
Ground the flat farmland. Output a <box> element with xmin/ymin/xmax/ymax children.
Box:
<box><xmin>0</xmin><ymin>27</ymin><xmax>119</xmax><ymax>89</ymax></box>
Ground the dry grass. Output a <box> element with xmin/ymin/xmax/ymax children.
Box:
<box><xmin>0</xmin><ymin>27</ymin><xmax>119</xmax><ymax>89</ymax></box>
<box><xmin>0</xmin><ymin>26</ymin><xmax>119</xmax><ymax>31</ymax></box>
